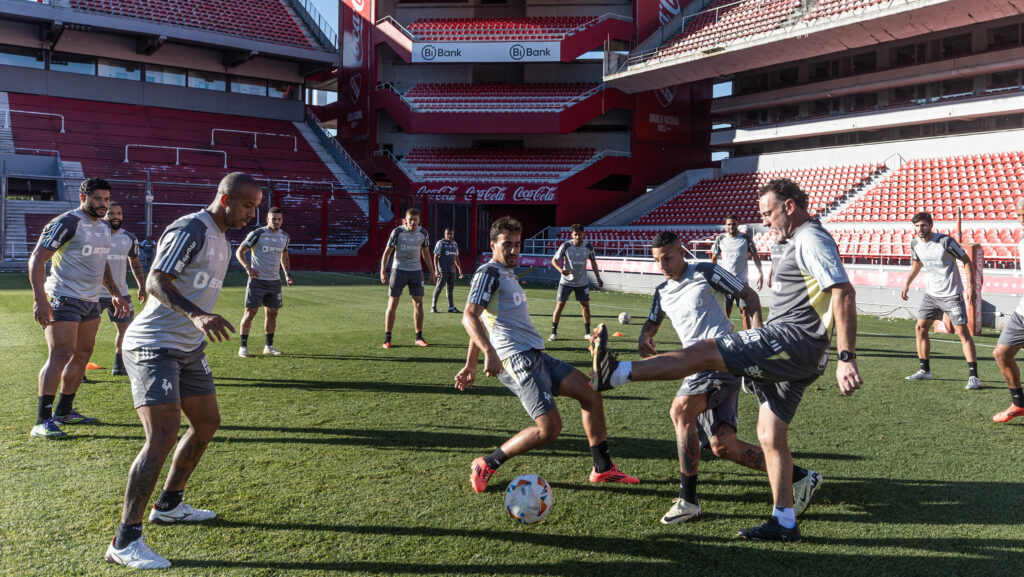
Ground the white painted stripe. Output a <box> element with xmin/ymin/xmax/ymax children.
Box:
<box><xmin>858</xmin><ymin>331</ymin><xmax>997</xmax><ymax>349</ymax></box>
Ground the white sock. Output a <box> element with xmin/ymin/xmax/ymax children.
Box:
<box><xmin>773</xmin><ymin>506</ymin><xmax>797</xmax><ymax>529</ymax></box>
<box><xmin>611</xmin><ymin>361</ymin><xmax>632</xmax><ymax>387</ymax></box>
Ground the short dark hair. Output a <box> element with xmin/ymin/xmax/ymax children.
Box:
<box><xmin>80</xmin><ymin>177</ymin><xmax>111</xmax><ymax>196</ymax></box>
<box><xmin>406</xmin><ymin>207</ymin><xmax>421</xmax><ymax>217</ymax></box>
<box><xmin>725</xmin><ymin>214</ymin><xmax>739</xmax><ymax>223</ymax></box>
<box><xmin>109</xmin><ymin>201</ymin><xmax>120</xmax><ymax>207</ymax></box>
<box><xmin>571</xmin><ymin>223</ymin><xmax>585</xmax><ymax>234</ymax></box>
<box><xmin>912</xmin><ymin>211</ymin><xmax>933</xmax><ymax>225</ymax></box>
<box><xmin>651</xmin><ymin>230</ymin><xmax>679</xmax><ymax>248</ymax></box>
<box><xmin>218</xmin><ymin>172</ymin><xmax>259</xmax><ymax>196</ymax></box>
<box><xmin>268</xmin><ymin>207</ymin><xmax>282</xmax><ymax>214</ymax></box>
<box><xmin>758</xmin><ymin>178</ymin><xmax>808</xmax><ymax>210</ymax></box>
<box><xmin>490</xmin><ymin>216</ymin><xmax>522</xmax><ymax>242</ymax></box>
<box><xmin>444</xmin><ymin>227</ymin><xmax>454</xmax><ymax>234</ymax></box>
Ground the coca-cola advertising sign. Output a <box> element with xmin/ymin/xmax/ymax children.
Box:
<box><xmin>413</xmin><ymin>183</ymin><xmax>558</xmax><ymax>204</ymax></box>
<box><xmin>341</xmin><ymin>0</ymin><xmax>373</xmax><ymax>147</ymax></box>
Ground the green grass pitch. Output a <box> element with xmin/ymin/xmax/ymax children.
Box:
<box><xmin>1</xmin><ymin>271</ymin><xmax>1023</xmax><ymax>576</ymax></box>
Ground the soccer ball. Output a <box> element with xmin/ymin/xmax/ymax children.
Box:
<box><xmin>504</xmin><ymin>474</ymin><xmax>553</xmax><ymax>525</ymax></box>
<box><xmin>618</xmin><ymin>312</ymin><xmax>631</xmax><ymax>324</ymax></box>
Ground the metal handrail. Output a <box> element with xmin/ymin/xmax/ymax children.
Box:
<box><xmin>388</xmin><ymin>82</ymin><xmax>609</xmax><ymax>113</ymax></box>
<box><xmin>376</xmin><ymin>82</ymin><xmax>419</xmax><ymax>110</ymax></box>
<box><xmin>288</xmin><ymin>0</ymin><xmax>339</xmax><ymax>49</ymax></box>
<box><xmin>376</xmin><ymin>15</ymin><xmax>415</xmax><ymax>40</ymax></box>
<box><xmin>14</xmin><ymin>148</ymin><xmax>62</xmax><ymax>163</ymax></box>
<box><xmin>123</xmin><ymin>144</ymin><xmax>227</xmax><ymax>169</ymax></box>
<box><xmin>563</xmin><ymin>12</ymin><xmax>633</xmax><ymax>35</ymax></box>
<box><xmin>2</xmin><ymin>109</ymin><xmax>65</xmax><ymax>133</ymax></box>
<box><xmin>211</xmin><ymin>128</ymin><xmax>297</xmax><ymax>151</ymax></box>
<box><xmin>303</xmin><ymin>108</ymin><xmax>376</xmax><ymax>190</ymax></box>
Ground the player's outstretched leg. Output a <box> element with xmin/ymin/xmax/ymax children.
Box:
<box><xmin>993</xmin><ymin>343</ymin><xmax>1024</xmax><ymax>422</ymax></box>
<box><xmin>470</xmin><ymin>411</ymin><xmax>563</xmax><ymax>493</ymax></box>
<box><xmin>557</xmin><ymin>369</ymin><xmax>638</xmax><ymax>484</ymax></box>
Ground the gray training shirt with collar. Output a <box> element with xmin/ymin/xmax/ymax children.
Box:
<box><xmin>387</xmin><ymin>225</ymin><xmax>429</xmax><ymax>272</ymax></box>
<box><xmin>648</xmin><ymin>262</ymin><xmax>746</xmax><ymax>348</ymax></box>
<box><xmin>553</xmin><ymin>240</ymin><xmax>595</xmax><ymax>288</ymax></box>
<box><xmin>711</xmin><ymin>232</ymin><xmax>758</xmax><ymax>285</ymax></box>
<box><xmin>37</xmin><ymin>208</ymin><xmax>113</xmax><ymax>302</ymax></box>
<box><xmin>241</xmin><ymin>226</ymin><xmax>290</xmax><ymax>280</ymax></box>
<box><xmin>467</xmin><ymin>259</ymin><xmax>546</xmax><ymax>360</ymax></box>
<box><xmin>104</xmin><ymin>229</ymin><xmax>140</xmax><ymax>297</ymax></box>
<box><xmin>910</xmin><ymin>232</ymin><xmax>967</xmax><ymax>298</ymax></box>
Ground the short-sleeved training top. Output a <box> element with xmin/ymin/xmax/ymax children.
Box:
<box><xmin>911</xmin><ymin>232</ymin><xmax>967</xmax><ymax>298</ymax></box>
<box><xmin>553</xmin><ymin>240</ymin><xmax>595</xmax><ymax>288</ymax></box>
<box><xmin>648</xmin><ymin>262</ymin><xmax>746</xmax><ymax>348</ymax></box>
<box><xmin>1017</xmin><ymin>238</ymin><xmax>1024</xmax><ymax>317</ymax></box>
<box><xmin>434</xmin><ymin>239</ymin><xmax>460</xmax><ymax>273</ymax></box>
<box><xmin>241</xmin><ymin>226</ymin><xmax>290</xmax><ymax>280</ymax></box>
<box><xmin>711</xmin><ymin>232</ymin><xmax>757</xmax><ymax>285</ymax></box>
<box><xmin>37</xmin><ymin>208</ymin><xmax>112</xmax><ymax>302</ymax></box>
<box><xmin>123</xmin><ymin>210</ymin><xmax>231</xmax><ymax>352</ymax></box>
<box><xmin>766</xmin><ymin>220</ymin><xmax>849</xmax><ymax>345</ymax></box>
<box><xmin>104</xmin><ymin>229</ymin><xmax>140</xmax><ymax>297</ymax></box>
<box><xmin>466</xmin><ymin>259</ymin><xmax>546</xmax><ymax>360</ymax></box>
<box><xmin>387</xmin><ymin>225</ymin><xmax>429</xmax><ymax>272</ymax></box>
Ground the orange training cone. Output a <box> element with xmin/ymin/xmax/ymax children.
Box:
<box><xmin>613</xmin><ymin>332</ymin><xmax>625</xmax><ymax>337</ymax></box>
<box><xmin>86</xmin><ymin>362</ymin><xmax>102</xmax><ymax>370</ymax></box>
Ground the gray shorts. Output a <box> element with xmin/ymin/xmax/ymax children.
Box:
<box><xmin>245</xmin><ymin>279</ymin><xmax>283</xmax><ymax>309</ymax></box>
<box><xmin>125</xmin><ymin>342</ymin><xmax>216</xmax><ymax>409</ymax></box>
<box><xmin>675</xmin><ymin>371</ymin><xmax>741</xmax><ymax>448</ymax></box>
<box><xmin>389</xmin><ymin>269</ymin><xmax>424</xmax><ymax>298</ymax></box>
<box><xmin>998</xmin><ymin>312</ymin><xmax>1024</xmax><ymax>347</ymax></box>
<box><xmin>918</xmin><ymin>293</ymin><xmax>967</xmax><ymax>326</ymax></box>
<box><xmin>99</xmin><ymin>295</ymin><xmax>135</xmax><ymax>323</ymax></box>
<box><xmin>557</xmin><ymin>283</ymin><xmax>590</xmax><ymax>303</ymax></box>
<box><xmin>715</xmin><ymin>323</ymin><xmax>829</xmax><ymax>423</ymax></box>
<box><xmin>49</xmin><ymin>294</ymin><xmax>101</xmax><ymax>323</ymax></box>
<box><xmin>498</xmin><ymin>349</ymin><xmax>575</xmax><ymax>420</ymax></box>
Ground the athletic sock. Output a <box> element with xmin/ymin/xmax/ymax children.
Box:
<box><xmin>611</xmin><ymin>361</ymin><xmax>633</xmax><ymax>387</ymax></box>
<box><xmin>793</xmin><ymin>465</ymin><xmax>808</xmax><ymax>482</ymax></box>
<box><xmin>772</xmin><ymin>506</ymin><xmax>797</xmax><ymax>529</ymax></box>
<box><xmin>968</xmin><ymin>362</ymin><xmax>978</xmax><ymax>378</ymax></box>
<box><xmin>113</xmin><ymin>352</ymin><xmax>124</xmax><ymax>370</ymax></box>
<box><xmin>585</xmin><ymin>323</ymin><xmax>591</xmax><ymax>336</ymax></box>
<box><xmin>551</xmin><ymin>322</ymin><xmax>558</xmax><ymax>335</ymax></box>
<box><xmin>37</xmin><ymin>395</ymin><xmax>55</xmax><ymax>424</ymax></box>
<box><xmin>240</xmin><ymin>334</ymin><xmax>249</xmax><ymax>347</ymax></box>
<box><xmin>590</xmin><ymin>440</ymin><xmax>613</xmax><ymax>473</ymax></box>
<box><xmin>384</xmin><ymin>331</ymin><xmax>392</xmax><ymax>343</ymax></box>
<box><xmin>920</xmin><ymin>358</ymin><xmax>931</xmax><ymax>372</ymax></box>
<box><xmin>483</xmin><ymin>447</ymin><xmax>508</xmax><ymax>470</ymax></box>
<box><xmin>1011</xmin><ymin>388</ymin><xmax>1024</xmax><ymax>408</ymax></box>
<box><xmin>266</xmin><ymin>333</ymin><xmax>275</xmax><ymax>347</ymax></box>
<box><xmin>415</xmin><ymin>331</ymin><xmax>423</xmax><ymax>341</ymax></box>
<box><xmin>54</xmin><ymin>392</ymin><xmax>76</xmax><ymax>417</ymax></box>
<box><xmin>680</xmin><ymin>472</ymin><xmax>698</xmax><ymax>505</ymax></box>
<box><xmin>154</xmin><ymin>490</ymin><xmax>184</xmax><ymax>512</ymax></box>
<box><xmin>113</xmin><ymin>523</ymin><xmax>143</xmax><ymax>549</ymax></box>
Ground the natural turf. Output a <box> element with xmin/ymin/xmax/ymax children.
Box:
<box><xmin>1</xmin><ymin>271</ymin><xmax>1023</xmax><ymax>576</ymax></box>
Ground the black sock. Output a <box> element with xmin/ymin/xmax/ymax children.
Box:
<box><xmin>241</xmin><ymin>334</ymin><xmax>249</xmax><ymax>347</ymax></box>
<box><xmin>384</xmin><ymin>331</ymin><xmax>392</xmax><ymax>342</ymax></box>
<box><xmin>920</xmin><ymin>358</ymin><xmax>931</xmax><ymax>372</ymax></box>
<box><xmin>1011</xmin><ymin>388</ymin><xmax>1024</xmax><ymax>408</ymax></box>
<box><xmin>551</xmin><ymin>322</ymin><xmax>558</xmax><ymax>334</ymax></box>
<box><xmin>114</xmin><ymin>352</ymin><xmax>124</xmax><ymax>369</ymax></box>
<box><xmin>415</xmin><ymin>331</ymin><xmax>423</xmax><ymax>341</ymax></box>
<box><xmin>793</xmin><ymin>465</ymin><xmax>808</xmax><ymax>482</ymax></box>
<box><xmin>968</xmin><ymin>362</ymin><xmax>978</xmax><ymax>378</ymax></box>
<box><xmin>590</xmin><ymin>440</ymin><xmax>612</xmax><ymax>473</ymax></box>
<box><xmin>585</xmin><ymin>323</ymin><xmax>591</xmax><ymax>335</ymax></box>
<box><xmin>154</xmin><ymin>490</ymin><xmax>183</xmax><ymax>512</ymax></box>
<box><xmin>266</xmin><ymin>333</ymin><xmax>274</xmax><ymax>347</ymax></box>
<box><xmin>483</xmin><ymin>447</ymin><xmax>508</xmax><ymax>470</ymax></box>
<box><xmin>54</xmin><ymin>392</ymin><xmax>75</xmax><ymax>417</ymax></box>
<box><xmin>113</xmin><ymin>523</ymin><xmax>143</xmax><ymax>549</ymax></box>
<box><xmin>37</xmin><ymin>395</ymin><xmax>55</xmax><ymax>424</ymax></box>
<box><xmin>680</xmin><ymin>472</ymin><xmax>698</xmax><ymax>505</ymax></box>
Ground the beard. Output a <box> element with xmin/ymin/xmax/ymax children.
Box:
<box><xmin>85</xmin><ymin>204</ymin><xmax>105</xmax><ymax>218</ymax></box>
<box><xmin>108</xmin><ymin>219</ymin><xmax>122</xmax><ymax>230</ymax></box>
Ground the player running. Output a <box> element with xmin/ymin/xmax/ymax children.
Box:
<box><xmin>104</xmin><ymin>173</ymin><xmax>261</xmax><ymax>570</ymax></box>
<box><xmin>380</xmin><ymin>207</ymin><xmax>436</xmax><ymax>348</ymax></box>
<box><xmin>711</xmin><ymin>215</ymin><xmax>764</xmax><ymax>330</ymax></box>
<box><xmin>457</xmin><ymin>216</ymin><xmax>638</xmax><ymax>492</ymax></box>
<box><xmin>549</xmin><ymin>224</ymin><xmax>603</xmax><ymax>341</ymax></box>
<box><xmin>431</xmin><ymin>227</ymin><xmax>463</xmax><ymax>313</ymax></box>
<box><xmin>992</xmin><ymin>198</ymin><xmax>1024</xmax><ymax>422</ymax></box>
<box><xmin>236</xmin><ymin>207</ymin><xmax>293</xmax><ymax>357</ymax></box>
<box><xmin>900</xmin><ymin>211</ymin><xmax>980</xmax><ymax>390</ymax></box>
<box><xmin>102</xmin><ymin>201</ymin><xmax>147</xmax><ymax>376</ymax></box>
<box><xmin>28</xmin><ymin>177</ymin><xmax>130</xmax><ymax>438</ymax></box>
<box><xmin>591</xmin><ymin>179</ymin><xmax>862</xmax><ymax>542</ymax></box>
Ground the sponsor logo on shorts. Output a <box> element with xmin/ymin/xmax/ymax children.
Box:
<box><xmin>769</xmin><ymin>339</ymin><xmax>783</xmax><ymax>354</ymax></box>
<box><xmin>744</xmin><ymin>366</ymin><xmax>764</xmax><ymax>378</ymax></box>
<box><xmin>738</xmin><ymin>331</ymin><xmax>761</xmax><ymax>345</ymax></box>
<box><xmin>201</xmin><ymin>357</ymin><xmax>211</xmax><ymax>375</ymax></box>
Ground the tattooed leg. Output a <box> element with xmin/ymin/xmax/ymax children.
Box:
<box><xmin>669</xmin><ymin>395</ymin><xmax>708</xmax><ymax>475</ymax></box>
<box><xmin>121</xmin><ymin>403</ymin><xmax>181</xmax><ymax>524</ymax></box>
<box><xmin>709</xmin><ymin>424</ymin><xmax>767</xmax><ymax>471</ymax></box>
<box><xmin>163</xmin><ymin>394</ymin><xmax>221</xmax><ymax>492</ymax></box>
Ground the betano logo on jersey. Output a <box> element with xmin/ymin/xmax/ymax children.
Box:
<box><xmin>81</xmin><ymin>244</ymin><xmax>111</xmax><ymax>257</ymax></box>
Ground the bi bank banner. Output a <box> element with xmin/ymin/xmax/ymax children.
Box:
<box><xmin>410</xmin><ymin>42</ymin><xmax>561</xmax><ymax>63</ymax></box>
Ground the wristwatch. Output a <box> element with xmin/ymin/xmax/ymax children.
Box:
<box><xmin>838</xmin><ymin>350</ymin><xmax>857</xmax><ymax>362</ymax></box>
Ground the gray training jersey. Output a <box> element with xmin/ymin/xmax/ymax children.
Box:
<box><xmin>123</xmin><ymin>210</ymin><xmax>231</xmax><ymax>352</ymax></box>
<box><xmin>37</xmin><ymin>209</ymin><xmax>112</xmax><ymax>302</ymax></box>
<box><xmin>241</xmin><ymin>226</ymin><xmax>289</xmax><ymax>280</ymax></box>
<box><xmin>553</xmin><ymin>241</ymin><xmax>595</xmax><ymax>288</ymax></box>
<box><xmin>434</xmin><ymin>239</ymin><xmax>459</xmax><ymax>273</ymax></box>
<box><xmin>387</xmin><ymin>225</ymin><xmax>429</xmax><ymax>272</ymax></box>
<box><xmin>104</xmin><ymin>229</ymin><xmax>140</xmax><ymax>297</ymax></box>
<box><xmin>711</xmin><ymin>232</ymin><xmax>757</xmax><ymax>285</ymax></box>
<box><xmin>648</xmin><ymin>262</ymin><xmax>745</xmax><ymax>348</ymax></box>
<box><xmin>911</xmin><ymin>232</ymin><xmax>967</xmax><ymax>298</ymax></box>
<box><xmin>766</xmin><ymin>220</ymin><xmax>849</xmax><ymax>344</ymax></box>
<box><xmin>1017</xmin><ymin>238</ymin><xmax>1024</xmax><ymax>317</ymax></box>
<box><xmin>467</xmin><ymin>259</ymin><xmax>546</xmax><ymax>360</ymax></box>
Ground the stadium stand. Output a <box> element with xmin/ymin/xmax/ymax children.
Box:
<box><xmin>407</xmin><ymin>16</ymin><xmax>595</xmax><ymax>41</ymax></box>
<box><xmin>548</xmin><ymin>226</ymin><xmax>723</xmax><ymax>256</ymax></box>
<box><xmin>402</xmin><ymin>83</ymin><xmax>601</xmax><ymax>112</ymax></box>
<box><xmin>399</xmin><ymin>147</ymin><xmax>597</xmax><ymax>182</ymax></box>
<box><xmin>69</xmin><ymin>0</ymin><xmax>313</xmax><ymax>48</ymax></box>
<box><xmin>656</xmin><ymin>0</ymin><xmax>801</xmax><ymax>56</ymax></box>
<box><xmin>804</xmin><ymin>0</ymin><xmax>890</xmax><ymax>21</ymax></box>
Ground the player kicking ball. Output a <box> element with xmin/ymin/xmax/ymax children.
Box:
<box><xmin>456</xmin><ymin>216</ymin><xmax>638</xmax><ymax>492</ymax></box>
<box><xmin>992</xmin><ymin>198</ymin><xmax>1024</xmax><ymax>423</ymax></box>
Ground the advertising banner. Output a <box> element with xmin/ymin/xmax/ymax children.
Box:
<box><xmin>413</xmin><ymin>183</ymin><xmax>558</xmax><ymax>204</ymax></box>
<box><xmin>411</xmin><ymin>42</ymin><xmax>561</xmax><ymax>63</ymax></box>
<box><xmin>340</xmin><ymin>0</ymin><xmax>373</xmax><ymax>146</ymax></box>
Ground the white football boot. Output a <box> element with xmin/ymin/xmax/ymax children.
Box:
<box><xmin>148</xmin><ymin>503</ymin><xmax>216</xmax><ymax>525</ymax></box>
<box><xmin>660</xmin><ymin>498</ymin><xmax>701</xmax><ymax>524</ymax></box>
<box><xmin>793</xmin><ymin>470</ymin><xmax>823</xmax><ymax>517</ymax></box>
<box><xmin>263</xmin><ymin>345</ymin><xmax>283</xmax><ymax>356</ymax></box>
<box><xmin>105</xmin><ymin>536</ymin><xmax>171</xmax><ymax>569</ymax></box>
<box><xmin>905</xmin><ymin>369</ymin><xmax>932</xmax><ymax>380</ymax></box>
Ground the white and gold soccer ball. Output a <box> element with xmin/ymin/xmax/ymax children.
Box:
<box><xmin>618</xmin><ymin>312</ymin><xmax>631</xmax><ymax>324</ymax></box>
<box><xmin>504</xmin><ymin>474</ymin><xmax>553</xmax><ymax>525</ymax></box>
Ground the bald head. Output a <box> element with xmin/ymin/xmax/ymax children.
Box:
<box><xmin>208</xmin><ymin>172</ymin><xmax>263</xmax><ymax>231</ymax></box>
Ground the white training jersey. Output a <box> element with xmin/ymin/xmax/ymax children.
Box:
<box><xmin>711</xmin><ymin>232</ymin><xmax>757</xmax><ymax>285</ymax></box>
<box><xmin>910</xmin><ymin>233</ymin><xmax>967</xmax><ymax>298</ymax></box>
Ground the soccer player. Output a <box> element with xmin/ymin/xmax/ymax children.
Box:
<box><xmin>992</xmin><ymin>197</ymin><xmax>1024</xmax><ymax>422</ymax></box>
<box><xmin>102</xmin><ymin>201</ymin><xmax>147</xmax><ymax>376</ymax></box>
<box><xmin>431</xmin><ymin>227</ymin><xmax>463</xmax><ymax>313</ymax></box>
<box><xmin>380</xmin><ymin>207</ymin><xmax>436</xmax><ymax>348</ymax></box>
<box><xmin>592</xmin><ymin>178</ymin><xmax>862</xmax><ymax>542</ymax></box>
<box><xmin>28</xmin><ymin>178</ymin><xmax>130</xmax><ymax>438</ymax></box>
<box><xmin>236</xmin><ymin>207</ymin><xmax>293</xmax><ymax>357</ymax></box>
<box><xmin>104</xmin><ymin>173</ymin><xmax>261</xmax><ymax>569</ymax></box>
<box><xmin>711</xmin><ymin>215</ymin><xmax>764</xmax><ymax>330</ymax></box>
<box><xmin>456</xmin><ymin>216</ymin><xmax>638</xmax><ymax>492</ymax></box>
<box><xmin>899</xmin><ymin>211</ymin><xmax>980</xmax><ymax>389</ymax></box>
<box><xmin>639</xmin><ymin>230</ymin><xmax>821</xmax><ymax>524</ymax></box>
<box><xmin>549</xmin><ymin>224</ymin><xmax>603</xmax><ymax>341</ymax></box>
